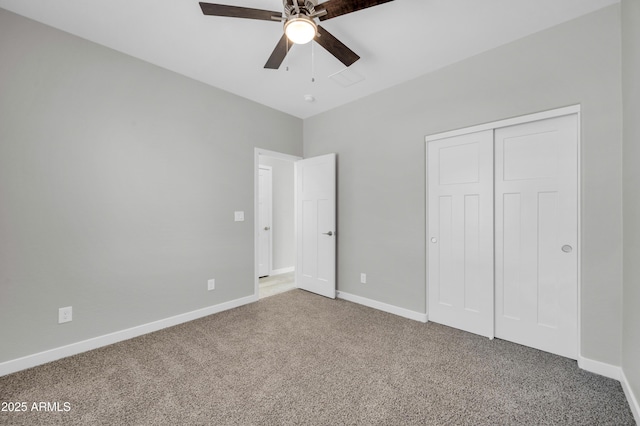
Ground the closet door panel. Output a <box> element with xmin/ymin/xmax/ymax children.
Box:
<box><xmin>427</xmin><ymin>130</ymin><xmax>494</xmax><ymax>338</ymax></box>
<box><xmin>494</xmin><ymin>115</ymin><xmax>578</xmax><ymax>359</ymax></box>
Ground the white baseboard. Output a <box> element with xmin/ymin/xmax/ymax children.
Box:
<box><xmin>621</xmin><ymin>369</ymin><xmax>640</xmax><ymax>425</ymax></box>
<box><xmin>270</xmin><ymin>266</ymin><xmax>295</xmax><ymax>275</ymax></box>
<box><xmin>577</xmin><ymin>355</ymin><xmax>621</xmax><ymax>380</ymax></box>
<box><xmin>337</xmin><ymin>291</ymin><xmax>428</xmax><ymax>323</ymax></box>
<box><xmin>577</xmin><ymin>355</ymin><xmax>640</xmax><ymax>422</ymax></box>
<box><xmin>0</xmin><ymin>294</ymin><xmax>258</xmax><ymax>377</ymax></box>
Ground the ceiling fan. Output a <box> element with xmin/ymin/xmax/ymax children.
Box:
<box><xmin>199</xmin><ymin>0</ymin><xmax>394</xmax><ymax>69</ymax></box>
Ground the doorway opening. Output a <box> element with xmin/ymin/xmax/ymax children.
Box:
<box><xmin>254</xmin><ymin>149</ymin><xmax>301</xmax><ymax>299</ymax></box>
<box><xmin>259</xmin><ymin>271</ymin><xmax>296</xmax><ymax>298</ymax></box>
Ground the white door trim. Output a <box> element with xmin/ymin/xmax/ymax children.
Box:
<box><xmin>254</xmin><ymin>148</ymin><xmax>302</xmax><ymax>298</ymax></box>
<box><xmin>425</xmin><ymin>105</ymin><xmax>581</xmax><ymax>142</ymax></box>
<box><xmin>424</xmin><ymin>105</ymin><xmax>581</xmax><ymax>359</ymax></box>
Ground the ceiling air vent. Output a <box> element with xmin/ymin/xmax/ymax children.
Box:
<box><xmin>329</xmin><ymin>67</ymin><xmax>365</xmax><ymax>87</ymax></box>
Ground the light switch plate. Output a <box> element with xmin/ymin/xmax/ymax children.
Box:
<box><xmin>234</xmin><ymin>211</ymin><xmax>244</xmax><ymax>222</ymax></box>
<box><xmin>207</xmin><ymin>279</ymin><xmax>215</xmax><ymax>291</ymax></box>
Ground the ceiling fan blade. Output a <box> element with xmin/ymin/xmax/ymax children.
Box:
<box><xmin>264</xmin><ymin>34</ymin><xmax>293</xmax><ymax>69</ymax></box>
<box><xmin>317</xmin><ymin>0</ymin><xmax>394</xmax><ymax>21</ymax></box>
<box><xmin>199</xmin><ymin>2</ymin><xmax>281</xmax><ymax>21</ymax></box>
<box><xmin>314</xmin><ymin>25</ymin><xmax>360</xmax><ymax>67</ymax></box>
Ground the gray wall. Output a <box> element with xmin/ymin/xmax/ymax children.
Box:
<box><xmin>258</xmin><ymin>156</ymin><xmax>295</xmax><ymax>272</ymax></box>
<box><xmin>304</xmin><ymin>5</ymin><xmax>623</xmax><ymax>365</ymax></box>
<box><xmin>622</xmin><ymin>0</ymin><xmax>640</xmax><ymax>408</ymax></box>
<box><xmin>0</xmin><ymin>9</ymin><xmax>302</xmax><ymax>363</ymax></box>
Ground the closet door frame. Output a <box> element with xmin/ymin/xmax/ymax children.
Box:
<box><xmin>425</xmin><ymin>104</ymin><xmax>581</xmax><ymax>352</ymax></box>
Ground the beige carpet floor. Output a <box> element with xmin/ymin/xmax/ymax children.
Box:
<box><xmin>0</xmin><ymin>289</ymin><xmax>635</xmax><ymax>425</ymax></box>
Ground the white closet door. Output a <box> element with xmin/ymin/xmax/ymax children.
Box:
<box><xmin>427</xmin><ymin>130</ymin><xmax>494</xmax><ymax>338</ymax></box>
<box><xmin>494</xmin><ymin>114</ymin><xmax>578</xmax><ymax>359</ymax></box>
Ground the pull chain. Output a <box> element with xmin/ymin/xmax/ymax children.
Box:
<box><xmin>286</xmin><ymin>37</ymin><xmax>290</xmax><ymax>71</ymax></box>
<box><xmin>311</xmin><ymin>41</ymin><xmax>315</xmax><ymax>82</ymax></box>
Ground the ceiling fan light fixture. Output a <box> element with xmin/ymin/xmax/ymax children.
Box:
<box><xmin>284</xmin><ymin>15</ymin><xmax>317</xmax><ymax>44</ymax></box>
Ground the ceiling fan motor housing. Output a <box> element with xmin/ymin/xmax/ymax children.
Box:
<box><xmin>283</xmin><ymin>0</ymin><xmax>318</xmax><ymax>19</ymax></box>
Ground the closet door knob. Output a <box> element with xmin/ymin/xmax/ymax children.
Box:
<box><xmin>561</xmin><ymin>245</ymin><xmax>572</xmax><ymax>253</ymax></box>
<box><xmin>431</xmin><ymin>237</ymin><xmax>437</xmax><ymax>243</ymax></box>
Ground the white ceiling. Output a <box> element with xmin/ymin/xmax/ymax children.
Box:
<box><xmin>0</xmin><ymin>0</ymin><xmax>619</xmax><ymax>118</ymax></box>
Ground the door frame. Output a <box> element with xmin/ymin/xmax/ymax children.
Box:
<box><xmin>254</xmin><ymin>148</ymin><xmax>302</xmax><ymax>298</ymax></box>
<box><xmin>424</xmin><ymin>104</ymin><xmax>582</xmax><ymax>355</ymax></box>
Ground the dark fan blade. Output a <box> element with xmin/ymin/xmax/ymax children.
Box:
<box><xmin>314</xmin><ymin>25</ymin><xmax>360</xmax><ymax>67</ymax></box>
<box><xmin>317</xmin><ymin>0</ymin><xmax>394</xmax><ymax>21</ymax></box>
<box><xmin>264</xmin><ymin>34</ymin><xmax>293</xmax><ymax>69</ymax></box>
<box><xmin>199</xmin><ymin>3</ymin><xmax>281</xmax><ymax>21</ymax></box>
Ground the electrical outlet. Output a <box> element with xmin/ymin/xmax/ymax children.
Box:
<box><xmin>234</xmin><ymin>211</ymin><xmax>244</xmax><ymax>222</ymax></box>
<box><xmin>360</xmin><ymin>273</ymin><xmax>367</xmax><ymax>284</ymax></box>
<box><xmin>58</xmin><ymin>306</ymin><xmax>72</xmax><ymax>324</ymax></box>
<box><xmin>207</xmin><ymin>279</ymin><xmax>215</xmax><ymax>291</ymax></box>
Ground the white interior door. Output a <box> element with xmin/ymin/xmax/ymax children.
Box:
<box><xmin>296</xmin><ymin>153</ymin><xmax>336</xmax><ymax>299</ymax></box>
<box><xmin>258</xmin><ymin>166</ymin><xmax>272</xmax><ymax>278</ymax></box>
<box><xmin>494</xmin><ymin>114</ymin><xmax>578</xmax><ymax>359</ymax></box>
<box><xmin>427</xmin><ymin>130</ymin><xmax>494</xmax><ymax>338</ymax></box>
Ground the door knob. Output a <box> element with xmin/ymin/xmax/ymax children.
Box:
<box><xmin>561</xmin><ymin>245</ymin><xmax>572</xmax><ymax>253</ymax></box>
<box><xmin>431</xmin><ymin>237</ymin><xmax>437</xmax><ymax>243</ymax></box>
<box><xmin>264</xmin><ymin>226</ymin><xmax>270</xmax><ymax>231</ymax></box>
<box><xmin>322</xmin><ymin>231</ymin><xmax>333</xmax><ymax>236</ymax></box>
